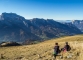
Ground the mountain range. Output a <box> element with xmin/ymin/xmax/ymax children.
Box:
<box><xmin>0</xmin><ymin>13</ymin><xmax>82</xmax><ymax>43</ymax></box>
<box><xmin>72</xmin><ymin>20</ymin><xmax>83</xmax><ymax>32</ymax></box>
<box><xmin>57</xmin><ymin>20</ymin><xmax>83</xmax><ymax>32</ymax></box>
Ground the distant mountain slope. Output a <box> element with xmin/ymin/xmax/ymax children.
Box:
<box><xmin>0</xmin><ymin>13</ymin><xmax>82</xmax><ymax>43</ymax></box>
<box><xmin>56</xmin><ymin>20</ymin><xmax>83</xmax><ymax>32</ymax></box>
<box><xmin>72</xmin><ymin>20</ymin><xmax>83</xmax><ymax>32</ymax></box>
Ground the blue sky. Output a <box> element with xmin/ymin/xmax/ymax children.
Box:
<box><xmin>0</xmin><ymin>0</ymin><xmax>83</xmax><ymax>20</ymax></box>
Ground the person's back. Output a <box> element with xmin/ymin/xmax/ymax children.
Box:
<box><xmin>64</xmin><ymin>44</ymin><xmax>71</xmax><ymax>51</ymax></box>
<box><xmin>64</xmin><ymin>42</ymin><xmax>71</xmax><ymax>51</ymax></box>
<box><xmin>60</xmin><ymin>42</ymin><xmax>71</xmax><ymax>59</ymax></box>
<box><xmin>54</xmin><ymin>45</ymin><xmax>60</xmax><ymax>53</ymax></box>
<box><xmin>53</xmin><ymin>43</ymin><xmax>60</xmax><ymax>59</ymax></box>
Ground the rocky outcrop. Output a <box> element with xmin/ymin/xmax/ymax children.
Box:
<box><xmin>0</xmin><ymin>42</ymin><xmax>21</xmax><ymax>47</ymax></box>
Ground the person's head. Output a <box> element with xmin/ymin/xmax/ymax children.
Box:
<box><xmin>65</xmin><ymin>42</ymin><xmax>68</xmax><ymax>45</ymax></box>
<box><xmin>55</xmin><ymin>43</ymin><xmax>58</xmax><ymax>45</ymax></box>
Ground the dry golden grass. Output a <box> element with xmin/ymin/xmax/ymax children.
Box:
<box><xmin>0</xmin><ymin>35</ymin><xmax>83</xmax><ymax>60</ymax></box>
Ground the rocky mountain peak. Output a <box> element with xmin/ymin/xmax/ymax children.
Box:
<box><xmin>1</xmin><ymin>12</ymin><xmax>25</xmax><ymax>20</ymax></box>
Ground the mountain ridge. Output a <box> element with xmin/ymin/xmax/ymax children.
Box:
<box><xmin>0</xmin><ymin>12</ymin><xmax>82</xmax><ymax>43</ymax></box>
<box><xmin>57</xmin><ymin>20</ymin><xmax>83</xmax><ymax>32</ymax></box>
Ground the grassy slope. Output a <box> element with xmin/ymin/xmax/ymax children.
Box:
<box><xmin>0</xmin><ymin>35</ymin><xmax>83</xmax><ymax>60</ymax></box>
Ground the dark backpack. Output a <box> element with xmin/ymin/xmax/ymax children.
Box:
<box><xmin>65</xmin><ymin>45</ymin><xmax>71</xmax><ymax>51</ymax></box>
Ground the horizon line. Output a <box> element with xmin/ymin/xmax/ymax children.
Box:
<box><xmin>0</xmin><ymin>12</ymin><xmax>83</xmax><ymax>21</ymax></box>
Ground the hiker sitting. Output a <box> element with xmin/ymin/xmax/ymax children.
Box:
<box><xmin>61</xmin><ymin>42</ymin><xmax>71</xmax><ymax>52</ymax></box>
<box><xmin>53</xmin><ymin>43</ymin><xmax>60</xmax><ymax>58</ymax></box>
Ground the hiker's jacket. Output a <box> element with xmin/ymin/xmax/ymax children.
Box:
<box><xmin>54</xmin><ymin>45</ymin><xmax>60</xmax><ymax>53</ymax></box>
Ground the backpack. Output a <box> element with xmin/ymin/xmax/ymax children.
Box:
<box><xmin>65</xmin><ymin>45</ymin><xmax>71</xmax><ymax>51</ymax></box>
